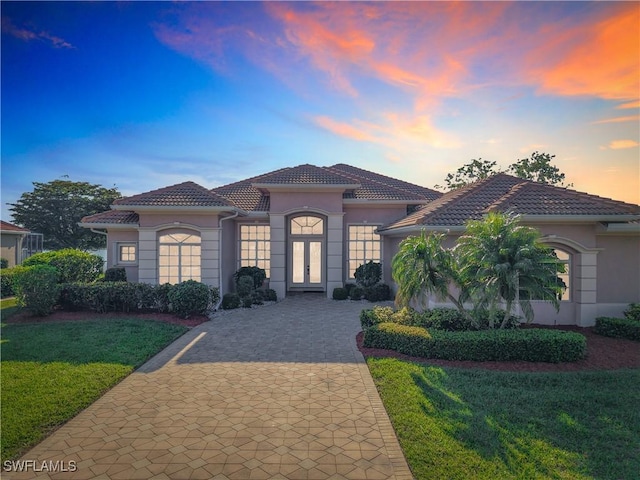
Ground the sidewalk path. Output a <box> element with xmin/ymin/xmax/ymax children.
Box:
<box><xmin>7</xmin><ymin>295</ymin><xmax>413</xmax><ymax>480</ymax></box>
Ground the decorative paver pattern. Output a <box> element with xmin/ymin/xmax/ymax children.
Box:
<box><xmin>6</xmin><ymin>295</ymin><xmax>413</xmax><ymax>480</ymax></box>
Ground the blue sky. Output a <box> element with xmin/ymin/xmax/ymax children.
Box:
<box><xmin>2</xmin><ymin>1</ymin><xmax>638</xmax><ymax>222</ymax></box>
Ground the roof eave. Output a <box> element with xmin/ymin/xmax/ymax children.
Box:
<box><xmin>343</xmin><ymin>199</ymin><xmax>431</xmax><ymax>205</ymax></box>
<box><xmin>251</xmin><ymin>183</ymin><xmax>361</xmax><ymax>192</ymax></box>
<box><xmin>519</xmin><ymin>214</ymin><xmax>640</xmax><ymax>223</ymax></box>
<box><xmin>111</xmin><ymin>205</ymin><xmax>245</xmax><ymax>214</ymax></box>
<box><xmin>78</xmin><ymin>222</ymin><xmax>139</xmax><ymax>229</ymax></box>
<box><xmin>377</xmin><ymin>224</ymin><xmax>466</xmax><ymax>236</ymax></box>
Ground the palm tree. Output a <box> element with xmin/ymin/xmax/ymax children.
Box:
<box><xmin>455</xmin><ymin>212</ymin><xmax>565</xmax><ymax>328</ymax></box>
<box><xmin>391</xmin><ymin>231</ymin><xmax>468</xmax><ymax>315</ymax></box>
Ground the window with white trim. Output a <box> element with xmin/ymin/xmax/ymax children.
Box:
<box><xmin>347</xmin><ymin>225</ymin><xmax>381</xmax><ymax>279</ymax></box>
<box><xmin>239</xmin><ymin>225</ymin><xmax>270</xmax><ymax>278</ymax></box>
<box><xmin>555</xmin><ymin>248</ymin><xmax>571</xmax><ymax>301</ymax></box>
<box><xmin>158</xmin><ymin>232</ymin><xmax>201</xmax><ymax>284</ymax></box>
<box><xmin>117</xmin><ymin>243</ymin><xmax>137</xmax><ymax>264</ymax></box>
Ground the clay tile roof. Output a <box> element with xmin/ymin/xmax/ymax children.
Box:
<box><xmin>379</xmin><ymin>173</ymin><xmax>640</xmax><ymax>232</ymax></box>
<box><xmin>327</xmin><ymin>164</ymin><xmax>441</xmax><ymax>201</ymax></box>
<box><xmin>252</xmin><ymin>164</ymin><xmax>360</xmax><ymax>185</ymax></box>
<box><xmin>1</xmin><ymin>220</ymin><xmax>29</xmax><ymax>232</ymax></box>
<box><xmin>113</xmin><ymin>181</ymin><xmax>232</xmax><ymax>207</ymax></box>
<box><xmin>81</xmin><ymin>211</ymin><xmax>139</xmax><ymax>225</ymax></box>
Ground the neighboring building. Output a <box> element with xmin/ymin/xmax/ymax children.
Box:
<box><xmin>80</xmin><ymin>164</ymin><xmax>640</xmax><ymax>326</ymax></box>
<box><xmin>0</xmin><ymin>221</ymin><xmax>44</xmax><ymax>267</ymax></box>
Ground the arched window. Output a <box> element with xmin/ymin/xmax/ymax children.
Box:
<box><xmin>158</xmin><ymin>232</ymin><xmax>201</xmax><ymax>284</ymax></box>
<box><xmin>290</xmin><ymin>216</ymin><xmax>323</xmax><ymax>235</ymax></box>
<box><xmin>555</xmin><ymin>248</ymin><xmax>571</xmax><ymax>301</ymax></box>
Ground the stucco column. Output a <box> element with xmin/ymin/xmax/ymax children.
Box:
<box><xmin>575</xmin><ymin>252</ymin><xmax>598</xmax><ymax>327</ymax></box>
<box><xmin>269</xmin><ymin>214</ymin><xmax>286</xmax><ymax>300</ymax></box>
<box><xmin>326</xmin><ymin>213</ymin><xmax>344</xmax><ymax>298</ymax></box>
<box><xmin>137</xmin><ymin>228</ymin><xmax>158</xmax><ymax>284</ymax></box>
<box><xmin>200</xmin><ymin>228</ymin><xmax>220</xmax><ymax>288</ymax></box>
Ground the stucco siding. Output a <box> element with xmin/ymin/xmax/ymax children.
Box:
<box><xmin>138</xmin><ymin>213</ymin><xmax>219</xmax><ymax>228</ymax></box>
<box><xmin>596</xmin><ymin>235</ymin><xmax>640</xmax><ymax>303</ymax></box>
<box><xmin>269</xmin><ymin>191</ymin><xmax>343</xmax><ymax>213</ymax></box>
<box><xmin>107</xmin><ymin>230</ymin><xmax>140</xmax><ymax>282</ymax></box>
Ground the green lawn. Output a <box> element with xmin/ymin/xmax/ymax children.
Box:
<box><xmin>367</xmin><ymin>357</ymin><xmax>640</xmax><ymax>480</ymax></box>
<box><xmin>0</xmin><ymin>296</ymin><xmax>20</xmax><ymax>320</ymax></box>
<box><xmin>0</xmin><ymin>318</ymin><xmax>188</xmax><ymax>460</ymax></box>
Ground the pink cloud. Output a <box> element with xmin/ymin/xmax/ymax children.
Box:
<box><xmin>2</xmin><ymin>17</ymin><xmax>73</xmax><ymax>48</ymax></box>
<box><xmin>609</xmin><ymin>140</ymin><xmax>639</xmax><ymax>150</ymax></box>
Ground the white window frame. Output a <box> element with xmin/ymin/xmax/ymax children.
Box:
<box><xmin>347</xmin><ymin>224</ymin><xmax>382</xmax><ymax>280</ymax></box>
<box><xmin>115</xmin><ymin>242</ymin><xmax>137</xmax><ymax>265</ymax></box>
<box><xmin>158</xmin><ymin>231</ymin><xmax>201</xmax><ymax>284</ymax></box>
<box><xmin>238</xmin><ymin>224</ymin><xmax>271</xmax><ymax>278</ymax></box>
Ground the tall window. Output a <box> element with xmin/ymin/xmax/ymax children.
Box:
<box><xmin>348</xmin><ymin>225</ymin><xmax>381</xmax><ymax>279</ymax></box>
<box><xmin>239</xmin><ymin>225</ymin><xmax>270</xmax><ymax>277</ymax></box>
<box><xmin>555</xmin><ymin>249</ymin><xmax>571</xmax><ymax>301</ymax></box>
<box><xmin>158</xmin><ymin>232</ymin><xmax>201</xmax><ymax>284</ymax></box>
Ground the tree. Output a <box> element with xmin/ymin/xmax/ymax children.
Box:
<box><xmin>8</xmin><ymin>179</ymin><xmax>121</xmax><ymax>250</ymax></box>
<box><xmin>435</xmin><ymin>158</ymin><xmax>499</xmax><ymax>190</ymax></box>
<box><xmin>508</xmin><ymin>151</ymin><xmax>572</xmax><ymax>187</ymax></box>
<box><xmin>391</xmin><ymin>231</ymin><xmax>469</xmax><ymax>315</ymax></box>
<box><xmin>455</xmin><ymin>212</ymin><xmax>565</xmax><ymax>328</ymax></box>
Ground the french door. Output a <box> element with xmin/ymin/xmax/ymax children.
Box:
<box><xmin>290</xmin><ymin>239</ymin><xmax>323</xmax><ymax>289</ymax></box>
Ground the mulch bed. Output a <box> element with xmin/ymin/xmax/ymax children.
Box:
<box><xmin>5</xmin><ymin>310</ymin><xmax>209</xmax><ymax>328</ymax></box>
<box><xmin>357</xmin><ymin>325</ymin><xmax>640</xmax><ymax>372</ymax></box>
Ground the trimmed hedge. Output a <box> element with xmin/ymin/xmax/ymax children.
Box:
<box><xmin>168</xmin><ymin>280</ymin><xmax>210</xmax><ymax>318</ymax></box>
<box><xmin>13</xmin><ymin>265</ymin><xmax>61</xmax><ymax>316</ymax></box>
<box><xmin>333</xmin><ymin>287</ymin><xmax>348</xmax><ymax>300</ymax></box>
<box><xmin>595</xmin><ymin>317</ymin><xmax>640</xmax><ymax>342</ymax></box>
<box><xmin>363</xmin><ymin>322</ymin><xmax>586</xmax><ymax>363</ymax></box>
<box><xmin>104</xmin><ymin>267</ymin><xmax>127</xmax><ymax>282</ymax></box>
<box><xmin>624</xmin><ymin>303</ymin><xmax>640</xmax><ymax>322</ymax></box>
<box><xmin>22</xmin><ymin>249</ymin><xmax>103</xmax><ymax>283</ymax></box>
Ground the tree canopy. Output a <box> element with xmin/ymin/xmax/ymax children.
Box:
<box><xmin>8</xmin><ymin>179</ymin><xmax>121</xmax><ymax>250</ymax></box>
<box><xmin>437</xmin><ymin>152</ymin><xmax>571</xmax><ymax>190</ymax></box>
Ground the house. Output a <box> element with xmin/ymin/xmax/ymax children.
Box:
<box><xmin>1</xmin><ymin>220</ymin><xmax>30</xmax><ymax>267</ymax></box>
<box><xmin>80</xmin><ymin>164</ymin><xmax>640</xmax><ymax>326</ymax></box>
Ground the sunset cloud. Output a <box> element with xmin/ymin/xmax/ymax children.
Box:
<box><xmin>608</xmin><ymin>140</ymin><xmax>639</xmax><ymax>150</ymax></box>
<box><xmin>593</xmin><ymin>115</ymin><xmax>640</xmax><ymax>125</ymax></box>
<box><xmin>2</xmin><ymin>17</ymin><xmax>74</xmax><ymax>48</ymax></box>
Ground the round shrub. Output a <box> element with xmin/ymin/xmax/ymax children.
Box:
<box><xmin>13</xmin><ymin>265</ymin><xmax>60</xmax><ymax>316</ymax></box>
<box><xmin>104</xmin><ymin>267</ymin><xmax>127</xmax><ymax>282</ymax></box>
<box><xmin>365</xmin><ymin>283</ymin><xmax>391</xmax><ymax>302</ymax></box>
<box><xmin>22</xmin><ymin>249</ymin><xmax>103</xmax><ymax>283</ymax></box>
<box><xmin>350</xmin><ymin>286</ymin><xmax>365</xmax><ymax>300</ymax></box>
<box><xmin>168</xmin><ymin>280</ymin><xmax>210</xmax><ymax>318</ymax></box>
<box><xmin>333</xmin><ymin>287</ymin><xmax>348</xmax><ymax>300</ymax></box>
<box><xmin>624</xmin><ymin>303</ymin><xmax>640</xmax><ymax>322</ymax></box>
<box><xmin>221</xmin><ymin>293</ymin><xmax>241</xmax><ymax>310</ymax></box>
<box><xmin>1</xmin><ymin>266</ymin><xmax>25</xmax><ymax>298</ymax></box>
<box><xmin>242</xmin><ymin>296</ymin><xmax>253</xmax><ymax>308</ymax></box>
<box><xmin>233</xmin><ymin>266</ymin><xmax>267</xmax><ymax>290</ymax></box>
<box><xmin>354</xmin><ymin>261</ymin><xmax>382</xmax><ymax>288</ymax></box>
<box><xmin>0</xmin><ymin>258</ymin><xmax>8</xmax><ymax>269</ymax></box>
<box><xmin>263</xmin><ymin>289</ymin><xmax>277</xmax><ymax>302</ymax></box>
<box><xmin>237</xmin><ymin>275</ymin><xmax>254</xmax><ymax>297</ymax></box>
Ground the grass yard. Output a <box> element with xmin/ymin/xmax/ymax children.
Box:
<box><xmin>0</xmin><ymin>318</ymin><xmax>188</xmax><ymax>460</ymax></box>
<box><xmin>367</xmin><ymin>357</ymin><xmax>640</xmax><ymax>480</ymax></box>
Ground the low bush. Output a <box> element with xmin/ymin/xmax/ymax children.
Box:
<box><xmin>251</xmin><ymin>291</ymin><xmax>264</xmax><ymax>305</ymax></box>
<box><xmin>13</xmin><ymin>265</ymin><xmax>60</xmax><ymax>316</ymax></box>
<box><xmin>345</xmin><ymin>283</ymin><xmax>356</xmax><ymax>296</ymax></box>
<box><xmin>237</xmin><ymin>275</ymin><xmax>254</xmax><ymax>297</ymax></box>
<box><xmin>363</xmin><ymin>322</ymin><xmax>586</xmax><ymax>363</ymax></box>
<box><xmin>103</xmin><ymin>267</ymin><xmax>127</xmax><ymax>282</ymax></box>
<box><xmin>364</xmin><ymin>283</ymin><xmax>391</xmax><ymax>302</ymax></box>
<box><xmin>22</xmin><ymin>249</ymin><xmax>103</xmax><ymax>283</ymax></box>
<box><xmin>333</xmin><ymin>287</ymin><xmax>348</xmax><ymax>300</ymax></box>
<box><xmin>168</xmin><ymin>280</ymin><xmax>210</xmax><ymax>318</ymax></box>
<box><xmin>1</xmin><ymin>266</ymin><xmax>25</xmax><ymax>298</ymax></box>
<box><xmin>233</xmin><ymin>266</ymin><xmax>266</xmax><ymax>290</ymax></box>
<box><xmin>263</xmin><ymin>288</ymin><xmax>277</xmax><ymax>302</ymax></box>
<box><xmin>354</xmin><ymin>261</ymin><xmax>382</xmax><ymax>288</ymax></box>
<box><xmin>242</xmin><ymin>296</ymin><xmax>253</xmax><ymax>308</ymax></box>
<box><xmin>350</xmin><ymin>286</ymin><xmax>365</xmax><ymax>300</ymax></box>
<box><xmin>0</xmin><ymin>257</ymin><xmax>8</xmax><ymax>269</ymax></box>
<box><xmin>221</xmin><ymin>293</ymin><xmax>241</xmax><ymax>310</ymax></box>
<box><xmin>595</xmin><ymin>317</ymin><xmax>640</xmax><ymax>342</ymax></box>
<box><xmin>60</xmin><ymin>282</ymin><xmax>157</xmax><ymax>313</ymax></box>
<box><xmin>623</xmin><ymin>303</ymin><xmax>640</xmax><ymax>322</ymax></box>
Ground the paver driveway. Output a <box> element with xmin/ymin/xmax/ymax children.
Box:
<box><xmin>7</xmin><ymin>294</ymin><xmax>413</xmax><ymax>480</ymax></box>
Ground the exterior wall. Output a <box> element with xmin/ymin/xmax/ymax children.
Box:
<box><xmin>220</xmin><ymin>218</ymin><xmax>237</xmax><ymax>295</ymax></box>
<box><xmin>107</xmin><ymin>230</ymin><xmax>140</xmax><ymax>282</ymax></box>
<box><xmin>268</xmin><ymin>214</ymin><xmax>287</xmax><ymax>299</ymax></box>
<box><xmin>138</xmin><ymin>213</ymin><xmax>219</xmax><ymax>229</ymax></box>
<box><xmin>269</xmin><ymin>191</ymin><xmax>343</xmax><ymax>213</ymax></box>
<box><xmin>1</xmin><ymin>233</ymin><xmax>24</xmax><ymax>267</ymax></box>
<box><xmin>595</xmin><ymin>234</ymin><xmax>640</xmax><ymax>318</ymax></box>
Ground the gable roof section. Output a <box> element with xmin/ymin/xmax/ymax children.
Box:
<box><xmin>379</xmin><ymin>173</ymin><xmax>640</xmax><ymax>233</ymax></box>
<box><xmin>328</xmin><ymin>164</ymin><xmax>441</xmax><ymax>201</ymax></box>
<box><xmin>212</xmin><ymin>163</ymin><xmax>439</xmax><ymax>211</ymax></box>
<box><xmin>113</xmin><ymin>181</ymin><xmax>234</xmax><ymax>209</ymax></box>
<box><xmin>80</xmin><ymin>211</ymin><xmax>139</xmax><ymax>226</ymax></box>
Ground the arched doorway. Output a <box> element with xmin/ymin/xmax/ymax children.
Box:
<box><xmin>287</xmin><ymin>214</ymin><xmax>326</xmax><ymax>292</ymax></box>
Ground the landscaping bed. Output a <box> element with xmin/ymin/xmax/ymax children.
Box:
<box><xmin>358</xmin><ymin>325</ymin><xmax>640</xmax><ymax>372</ymax></box>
